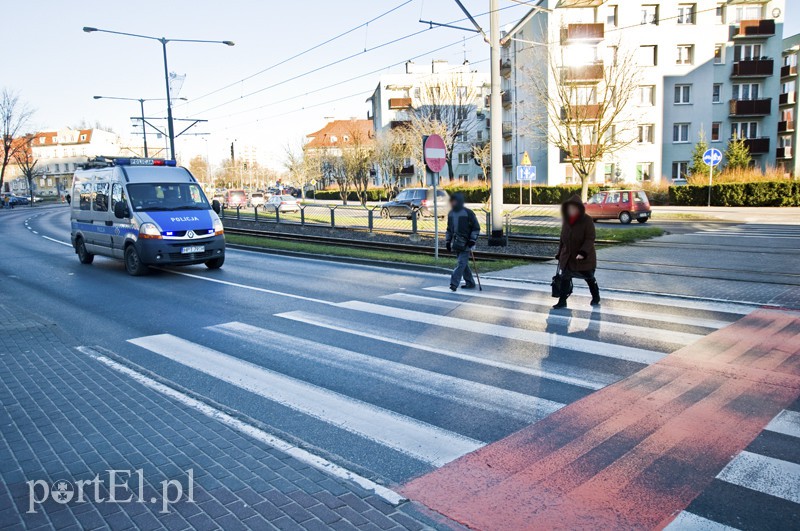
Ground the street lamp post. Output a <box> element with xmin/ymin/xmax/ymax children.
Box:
<box><xmin>83</xmin><ymin>26</ymin><xmax>233</xmax><ymax>160</ymax></box>
<box><xmin>93</xmin><ymin>95</ymin><xmax>184</xmax><ymax>157</ymax></box>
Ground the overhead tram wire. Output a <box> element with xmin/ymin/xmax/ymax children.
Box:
<box><xmin>189</xmin><ymin>2</ymin><xmax>526</xmax><ymax>118</ymax></box>
<box><xmin>175</xmin><ymin>0</ymin><xmax>415</xmax><ymax>109</ymax></box>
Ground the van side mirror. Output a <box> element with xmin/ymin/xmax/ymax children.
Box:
<box><xmin>212</xmin><ymin>199</ymin><xmax>221</xmax><ymax>215</ymax></box>
<box><xmin>114</xmin><ymin>202</ymin><xmax>129</xmax><ymax>219</ymax></box>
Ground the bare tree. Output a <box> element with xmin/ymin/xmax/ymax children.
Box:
<box><xmin>1</xmin><ymin>89</ymin><xmax>34</xmax><ymax>194</ymax></box>
<box><xmin>373</xmin><ymin>129</ymin><xmax>411</xmax><ymax>197</ymax></box>
<box><xmin>284</xmin><ymin>142</ymin><xmax>309</xmax><ymax>199</ymax></box>
<box><xmin>13</xmin><ymin>136</ymin><xmax>41</xmax><ymax>205</ymax></box>
<box><xmin>322</xmin><ymin>149</ymin><xmax>350</xmax><ymax>204</ymax></box>
<box><xmin>524</xmin><ymin>41</ymin><xmax>640</xmax><ymax>200</ymax></box>
<box><xmin>187</xmin><ymin>155</ymin><xmax>209</xmax><ymax>185</ymax></box>
<box><xmin>471</xmin><ymin>141</ymin><xmax>491</xmax><ymax>182</ymax></box>
<box><xmin>406</xmin><ymin>75</ymin><xmax>481</xmax><ymax>181</ymax></box>
<box><xmin>341</xmin><ymin>128</ymin><xmax>374</xmax><ymax>206</ymax></box>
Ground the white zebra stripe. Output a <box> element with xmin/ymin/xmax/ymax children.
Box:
<box><xmin>716</xmin><ymin>451</ymin><xmax>800</xmax><ymax>505</ymax></box>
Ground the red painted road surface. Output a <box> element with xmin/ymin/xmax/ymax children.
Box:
<box><xmin>401</xmin><ymin>309</ymin><xmax>800</xmax><ymax>530</ymax></box>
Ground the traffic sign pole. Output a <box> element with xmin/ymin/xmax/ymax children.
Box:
<box><xmin>702</xmin><ymin>148</ymin><xmax>722</xmax><ymax>208</ymax></box>
<box><xmin>433</xmin><ymin>171</ymin><xmax>439</xmax><ymax>260</ymax></box>
<box><xmin>423</xmin><ymin>134</ymin><xmax>447</xmax><ymax>260</ymax></box>
<box><xmin>708</xmin><ymin>164</ymin><xmax>713</xmax><ymax>208</ymax></box>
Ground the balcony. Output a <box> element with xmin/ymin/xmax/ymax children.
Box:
<box><xmin>502</xmin><ymin>121</ymin><xmax>513</xmax><ymax>139</ymax></box>
<box><xmin>388</xmin><ymin>97</ymin><xmax>412</xmax><ymax>110</ymax></box>
<box><xmin>743</xmin><ymin>137</ymin><xmax>770</xmax><ymax>154</ymax></box>
<box><xmin>729</xmin><ymin>98</ymin><xmax>771</xmax><ymax>116</ymax></box>
<box><xmin>731</xmin><ymin>59</ymin><xmax>774</xmax><ymax>78</ymax></box>
<box><xmin>777</xmin><ymin>146</ymin><xmax>793</xmax><ymax>159</ymax></box>
<box><xmin>781</xmin><ymin>65</ymin><xmax>798</xmax><ymax>78</ymax></box>
<box><xmin>780</xmin><ymin>92</ymin><xmax>797</xmax><ymax>106</ymax></box>
<box><xmin>778</xmin><ymin>120</ymin><xmax>795</xmax><ymax>133</ymax></box>
<box><xmin>502</xmin><ymin>154</ymin><xmax>513</xmax><ymax>167</ymax></box>
<box><xmin>400</xmin><ymin>165</ymin><xmax>415</xmax><ymax>175</ymax></box>
<box><xmin>561</xmin><ymin>104</ymin><xmax>601</xmax><ymax>121</ymax></box>
<box><xmin>561</xmin><ymin>62</ymin><xmax>604</xmax><ymax>84</ymax></box>
<box><xmin>390</xmin><ymin>119</ymin><xmax>410</xmax><ymax>129</ymax></box>
<box><xmin>561</xmin><ymin>23</ymin><xmax>605</xmax><ymax>44</ymax></box>
<box><xmin>733</xmin><ymin>19</ymin><xmax>776</xmax><ymax>38</ymax></box>
<box><xmin>561</xmin><ymin>144</ymin><xmax>599</xmax><ymax>162</ymax></box>
<box><xmin>500</xmin><ymin>58</ymin><xmax>512</xmax><ymax>77</ymax></box>
<box><xmin>501</xmin><ymin>91</ymin><xmax>513</xmax><ymax>108</ymax></box>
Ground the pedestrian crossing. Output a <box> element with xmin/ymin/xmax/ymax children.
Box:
<box><xmin>124</xmin><ymin>281</ymin><xmax>758</xmax><ymax>485</ymax></box>
<box><xmin>691</xmin><ymin>223</ymin><xmax>800</xmax><ymax>240</ymax></box>
<box><xmin>666</xmin><ymin>405</ymin><xmax>800</xmax><ymax>530</ymax></box>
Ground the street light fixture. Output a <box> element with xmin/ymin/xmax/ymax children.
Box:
<box><xmin>83</xmin><ymin>26</ymin><xmax>234</xmax><ymax>160</ymax></box>
<box><xmin>92</xmin><ymin>95</ymin><xmax>186</xmax><ymax>157</ymax></box>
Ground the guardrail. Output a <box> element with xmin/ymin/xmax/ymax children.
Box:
<box><xmin>220</xmin><ymin>203</ymin><xmax>562</xmax><ymax>239</ymax></box>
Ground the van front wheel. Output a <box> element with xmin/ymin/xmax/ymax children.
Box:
<box><xmin>124</xmin><ymin>245</ymin><xmax>149</xmax><ymax>276</ymax></box>
<box><xmin>76</xmin><ymin>239</ymin><xmax>94</xmax><ymax>265</ymax></box>
<box><xmin>205</xmin><ymin>256</ymin><xmax>225</xmax><ymax>269</ymax></box>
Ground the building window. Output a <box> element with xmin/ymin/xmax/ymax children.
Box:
<box><xmin>638</xmin><ymin>45</ymin><xmax>657</xmax><ymax>67</ymax></box>
<box><xmin>79</xmin><ymin>134</ymin><xmax>87</xmax><ymax>141</ymax></box>
<box><xmin>458</xmin><ymin>174</ymin><xmax>469</xmax><ymax>181</ymax></box>
<box><xmin>672</xmin><ymin>162</ymin><xmax>689</xmax><ymax>180</ymax></box>
<box><xmin>636</xmin><ymin>163</ymin><xmax>653</xmax><ymax>181</ymax></box>
<box><xmin>732</xmin><ymin>122</ymin><xmax>758</xmax><ymax>139</ymax></box>
<box><xmin>674</xmin><ymin>84</ymin><xmax>692</xmax><ymax>104</ymax></box>
<box><xmin>456</xmin><ymin>131</ymin><xmax>468</xmax><ymax>142</ymax></box>
<box><xmin>733</xmin><ymin>83</ymin><xmax>760</xmax><ymax>100</ymax></box>
<box><xmin>638</xmin><ymin>124</ymin><xmax>655</xmax><ymax>144</ymax></box>
<box><xmin>676</xmin><ymin>45</ymin><xmax>694</xmax><ymax>65</ymax></box>
<box><xmin>712</xmin><ymin>84</ymin><xmax>723</xmax><ymax>103</ymax></box>
<box><xmin>54</xmin><ymin>163</ymin><xmax>60</xmax><ymax>173</ymax></box>
<box><xmin>457</xmin><ymin>152</ymin><xmax>471</xmax><ymax>164</ymax></box>
<box><xmin>711</xmin><ymin>122</ymin><xmax>722</xmax><ymax>141</ymax></box>
<box><xmin>677</xmin><ymin>4</ymin><xmax>696</xmax><ymax>24</ymax></box>
<box><xmin>715</xmin><ymin>4</ymin><xmax>725</xmax><ymax>23</ymax></box>
<box><xmin>641</xmin><ymin>5</ymin><xmax>658</xmax><ymax>25</ymax></box>
<box><xmin>714</xmin><ymin>45</ymin><xmax>724</xmax><ymax>64</ymax></box>
<box><xmin>673</xmin><ymin>123</ymin><xmax>690</xmax><ymax>143</ymax></box>
<box><xmin>731</xmin><ymin>5</ymin><xmax>761</xmax><ymax>24</ymax></box>
<box><xmin>734</xmin><ymin>44</ymin><xmax>762</xmax><ymax>62</ymax></box>
<box><xmin>604</xmin><ymin>163</ymin><xmax>615</xmax><ymax>182</ymax></box>
<box><xmin>636</xmin><ymin>85</ymin><xmax>656</xmax><ymax>106</ymax></box>
<box><xmin>606</xmin><ymin>5</ymin><xmax>618</xmax><ymax>27</ymax></box>
<box><xmin>476</xmin><ymin>131</ymin><xmax>484</xmax><ymax>142</ymax></box>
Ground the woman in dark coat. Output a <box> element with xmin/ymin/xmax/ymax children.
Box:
<box><xmin>554</xmin><ymin>195</ymin><xmax>600</xmax><ymax>309</ymax></box>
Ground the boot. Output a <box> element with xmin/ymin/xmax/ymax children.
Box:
<box><xmin>552</xmin><ymin>297</ymin><xmax>568</xmax><ymax>310</ymax></box>
<box><xmin>588</xmin><ymin>280</ymin><xmax>601</xmax><ymax>307</ymax></box>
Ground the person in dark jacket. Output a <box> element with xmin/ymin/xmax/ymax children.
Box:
<box><xmin>445</xmin><ymin>192</ymin><xmax>481</xmax><ymax>291</ymax></box>
<box><xmin>554</xmin><ymin>194</ymin><xmax>600</xmax><ymax>309</ymax></box>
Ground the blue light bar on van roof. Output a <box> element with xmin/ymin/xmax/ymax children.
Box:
<box><xmin>114</xmin><ymin>158</ymin><xmax>176</xmax><ymax>167</ymax></box>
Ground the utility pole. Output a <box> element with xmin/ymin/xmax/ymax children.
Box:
<box><xmin>488</xmin><ymin>0</ymin><xmax>504</xmax><ymax>246</ymax></box>
<box><xmin>139</xmin><ymin>99</ymin><xmax>148</xmax><ymax>156</ymax></box>
<box><xmin>161</xmin><ymin>38</ymin><xmax>176</xmax><ymax>161</ymax></box>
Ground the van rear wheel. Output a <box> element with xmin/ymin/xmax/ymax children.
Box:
<box><xmin>124</xmin><ymin>245</ymin><xmax>149</xmax><ymax>276</ymax></box>
<box><xmin>76</xmin><ymin>238</ymin><xmax>94</xmax><ymax>265</ymax></box>
<box><xmin>205</xmin><ymin>256</ymin><xmax>225</xmax><ymax>269</ymax></box>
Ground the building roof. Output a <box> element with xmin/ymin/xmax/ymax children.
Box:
<box><xmin>31</xmin><ymin>128</ymin><xmax>94</xmax><ymax>146</ymax></box>
<box><xmin>305</xmin><ymin>119</ymin><xmax>374</xmax><ymax>150</ymax></box>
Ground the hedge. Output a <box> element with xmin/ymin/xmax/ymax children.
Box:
<box><xmin>669</xmin><ymin>181</ymin><xmax>800</xmax><ymax>207</ymax></box>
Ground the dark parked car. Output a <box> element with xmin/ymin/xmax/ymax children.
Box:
<box><xmin>380</xmin><ymin>188</ymin><xmax>450</xmax><ymax>219</ymax></box>
<box><xmin>584</xmin><ymin>190</ymin><xmax>651</xmax><ymax>224</ymax></box>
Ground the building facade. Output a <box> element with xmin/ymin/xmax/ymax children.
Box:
<box><xmin>367</xmin><ymin>60</ymin><xmax>491</xmax><ymax>184</ymax></box>
<box><xmin>503</xmin><ymin>0</ymin><xmax>786</xmax><ymax>185</ymax></box>
<box><xmin>778</xmin><ymin>33</ymin><xmax>799</xmax><ymax>177</ymax></box>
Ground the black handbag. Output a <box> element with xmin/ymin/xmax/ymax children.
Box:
<box><xmin>551</xmin><ymin>266</ymin><xmax>573</xmax><ymax>298</ymax></box>
<box><xmin>452</xmin><ymin>233</ymin><xmax>469</xmax><ymax>253</ymax></box>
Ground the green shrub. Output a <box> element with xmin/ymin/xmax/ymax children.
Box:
<box><xmin>669</xmin><ymin>181</ymin><xmax>799</xmax><ymax>207</ymax></box>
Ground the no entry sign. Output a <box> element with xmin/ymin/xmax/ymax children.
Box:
<box><xmin>424</xmin><ymin>135</ymin><xmax>447</xmax><ymax>173</ymax></box>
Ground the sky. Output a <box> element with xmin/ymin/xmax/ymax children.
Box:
<box><xmin>4</xmin><ymin>1</ymin><xmax>800</xmax><ymax>169</ymax></box>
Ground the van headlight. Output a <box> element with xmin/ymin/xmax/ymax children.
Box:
<box><xmin>138</xmin><ymin>222</ymin><xmax>162</xmax><ymax>239</ymax></box>
<box><xmin>213</xmin><ymin>216</ymin><xmax>224</xmax><ymax>236</ymax></box>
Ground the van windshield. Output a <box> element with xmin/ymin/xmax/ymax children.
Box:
<box><xmin>127</xmin><ymin>183</ymin><xmax>209</xmax><ymax>212</ymax></box>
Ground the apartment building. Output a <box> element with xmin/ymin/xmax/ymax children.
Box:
<box><xmin>367</xmin><ymin>60</ymin><xmax>490</xmax><ymax>184</ymax></box>
<box><xmin>778</xmin><ymin>33</ymin><xmax>799</xmax><ymax>177</ymax></box>
<box><xmin>503</xmin><ymin>0</ymin><xmax>786</xmax><ymax>185</ymax></box>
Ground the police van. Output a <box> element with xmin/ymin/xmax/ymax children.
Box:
<box><xmin>70</xmin><ymin>157</ymin><xmax>225</xmax><ymax>276</ymax></box>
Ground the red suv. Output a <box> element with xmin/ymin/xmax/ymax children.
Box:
<box><xmin>585</xmin><ymin>190</ymin><xmax>651</xmax><ymax>224</ymax></box>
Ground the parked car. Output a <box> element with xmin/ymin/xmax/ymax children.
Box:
<box><xmin>584</xmin><ymin>190</ymin><xmax>651</xmax><ymax>224</ymax></box>
<box><xmin>267</xmin><ymin>194</ymin><xmax>300</xmax><ymax>213</ymax></box>
<box><xmin>380</xmin><ymin>188</ymin><xmax>450</xmax><ymax>220</ymax></box>
<box><xmin>249</xmin><ymin>192</ymin><xmax>266</xmax><ymax>207</ymax></box>
<box><xmin>2</xmin><ymin>194</ymin><xmax>29</xmax><ymax>206</ymax></box>
<box><xmin>224</xmin><ymin>189</ymin><xmax>247</xmax><ymax>209</ymax></box>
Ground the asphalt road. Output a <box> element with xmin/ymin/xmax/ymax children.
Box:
<box><xmin>1</xmin><ymin>205</ymin><xmax>798</xmax><ymax>528</ymax></box>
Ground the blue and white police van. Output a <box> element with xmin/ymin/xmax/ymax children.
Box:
<box><xmin>70</xmin><ymin>157</ymin><xmax>225</xmax><ymax>276</ymax></box>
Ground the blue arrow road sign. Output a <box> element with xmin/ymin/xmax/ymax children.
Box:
<box><xmin>703</xmin><ymin>148</ymin><xmax>723</xmax><ymax>167</ymax></box>
<box><xmin>517</xmin><ymin>165</ymin><xmax>536</xmax><ymax>182</ymax></box>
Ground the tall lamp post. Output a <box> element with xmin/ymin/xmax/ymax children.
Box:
<box><xmin>92</xmin><ymin>95</ymin><xmax>185</xmax><ymax>157</ymax></box>
<box><xmin>83</xmin><ymin>27</ymin><xmax>233</xmax><ymax>160</ymax></box>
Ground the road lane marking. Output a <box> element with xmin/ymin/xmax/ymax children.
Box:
<box><xmin>665</xmin><ymin>511</ymin><xmax>738</xmax><ymax>530</ymax></box>
<box><xmin>208</xmin><ymin>321</ymin><xmax>564</xmax><ymax>423</ymax></box>
<box><xmin>765</xmin><ymin>409</ymin><xmax>800</xmax><ymax>439</ymax></box>
<box><xmin>41</xmin><ymin>236</ymin><xmax>72</xmax><ymax>247</ymax></box>
<box><xmin>716</xmin><ymin>451</ymin><xmax>800</xmax><ymax>504</ymax></box>
<box><xmin>423</xmin><ymin>286</ymin><xmax>733</xmax><ymax>329</ymax></box>
<box><xmin>127</xmin><ymin>334</ymin><xmax>482</xmax><ymax>466</ymax></box>
<box><xmin>276</xmin><ymin>310</ymin><xmax>612</xmax><ymax>390</ymax></box>
<box><xmin>79</xmin><ymin>347</ymin><xmax>405</xmax><ymax>505</ymax></box>
<box><xmin>388</xmin><ymin>292</ymin><xmax>703</xmax><ymax>346</ymax></box>
<box><xmin>337</xmin><ymin>301</ymin><xmax>665</xmax><ymax>365</ymax></box>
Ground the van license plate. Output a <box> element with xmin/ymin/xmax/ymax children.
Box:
<box><xmin>181</xmin><ymin>245</ymin><xmax>205</xmax><ymax>254</ymax></box>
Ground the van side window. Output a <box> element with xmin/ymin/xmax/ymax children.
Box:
<box><xmin>79</xmin><ymin>182</ymin><xmax>92</xmax><ymax>211</ymax></box>
<box><xmin>94</xmin><ymin>182</ymin><xmax>109</xmax><ymax>212</ymax></box>
<box><xmin>111</xmin><ymin>183</ymin><xmax>126</xmax><ymax>211</ymax></box>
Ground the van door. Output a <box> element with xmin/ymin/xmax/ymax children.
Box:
<box><xmin>89</xmin><ymin>178</ymin><xmax>112</xmax><ymax>254</ymax></box>
<box><xmin>109</xmin><ymin>182</ymin><xmax>129</xmax><ymax>259</ymax></box>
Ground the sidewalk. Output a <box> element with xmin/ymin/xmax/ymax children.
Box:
<box><xmin>0</xmin><ymin>304</ymin><xmax>452</xmax><ymax>530</ymax></box>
